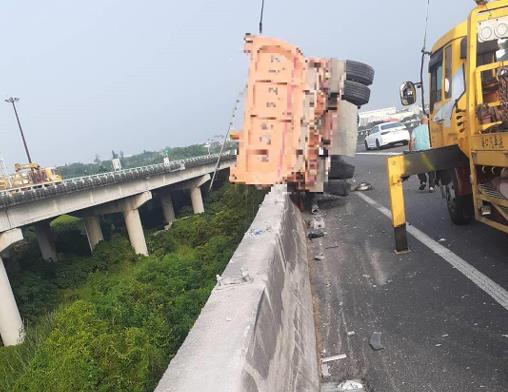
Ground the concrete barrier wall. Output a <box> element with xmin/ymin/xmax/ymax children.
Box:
<box><xmin>155</xmin><ymin>185</ymin><xmax>319</xmax><ymax>392</ymax></box>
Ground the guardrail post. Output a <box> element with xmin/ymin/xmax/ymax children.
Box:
<box><xmin>83</xmin><ymin>215</ymin><xmax>104</xmax><ymax>251</ymax></box>
<box><xmin>34</xmin><ymin>220</ymin><xmax>58</xmax><ymax>262</ymax></box>
<box><xmin>0</xmin><ymin>229</ymin><xmax>25</xmax><ymax>346</ymax></box>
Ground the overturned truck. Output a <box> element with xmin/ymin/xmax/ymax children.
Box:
<box><xmin>230</xmin><ymin>34</ymin><xmax>374</xmax><ymax>195</ymax></box>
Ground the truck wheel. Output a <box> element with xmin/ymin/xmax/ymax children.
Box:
<box><xmin>329</xmin><ymin>156</ymin><xmax>355</xmax><ymax>179</ymax></box>
<box><xmin>345</xmin><ymin>60</ymin><xmax>375</xmax><ymax>86</ymax></box>
<box><xmin>445</xmin><ymin>180</ymin><xmax>473</xmax><ymax>225</ymax></box>
<box><xmin>343</xmin><ymin>80</ymin><xmax>371</xmax><ymax>107</ymax></box>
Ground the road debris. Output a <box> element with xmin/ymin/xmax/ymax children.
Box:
<box><xmin>321</xmin><ymin>354</ymin><xmax>347</xmax><ymax>363</ymax></box>
<box><xmin>321</xmin><ymin>364</ymin><xmax>331</xmax><ymax>378</ymax></box>
<box><xmin>325</xmin><ymin>245</ymin><xmax>340</xmax><ymax>249</ymax></box>
<box><xmin>352</xmin><ymin>181</ymin><xmax>373</xmax><ymax>192</ymax></box>
<box><xmin>337</xmin><ymin>379</ymin><xmax>365</xmax><ymax>391</ymax></box>
<box><xmin>347</xmin><ymin>331</ymin><xmax>356</xmax><ymax>336</ymax></box>
<box><xmin>308</xmin><ymin>228</ymin><xmax>326</xmax><ymax>238</ymax></box>
<box><xmin>369</xmin><ymin>331</ymin><xmax>384</xmax><ymax>351</ymax></box>
<box><xmin>315</xmin><ymin>254</ymin><xmax>325</xmax><ymax>261</ymax></box>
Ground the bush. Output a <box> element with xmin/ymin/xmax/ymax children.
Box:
<box><xmin>0</xmin><ymin>183</ymin><xmax>266</xmax><ymax>391</ymax></box>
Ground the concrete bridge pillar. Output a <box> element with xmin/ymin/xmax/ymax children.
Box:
<box><xmin>0</xmin><ymin>229</ymin><xmax>25</xmax><ymax>346</ymax></box>
<box><xmin>160</xmin><ymin>192</ymin><xmax>176</xmax><ymax>228</ymax></box>
<box><xmin>34</xmin><ymin>221</ymin><xmax>57</xmax><ymax>262</ymax></box>
<box><xmin>121</xmin><ymin>192</ymin><xmax>151</xmax><ymax>256</ymax></box>
<box><xmin>123</xmin><ymin>208</ymin><xmax>148</xmax><ymax>256</ymax></box>
<box><xmin>91</xmin><ymin>192</ymin><xmax>152</xmax><ymax>256</ymax></box>
<box><xmin>83</xmin><ymin>215</ymin><xmax>103</xmax><ymax>251</ymax></box>
<box><xmin>190</xmin><ymin>186</ymin><xmax>205</xmax><ymax>214</ymax></box>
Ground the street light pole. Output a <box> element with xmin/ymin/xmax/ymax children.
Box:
<box><xmin>4</xmin><ymin>97</ymin><xmax>32</xmax><ymax>164</ymax></box>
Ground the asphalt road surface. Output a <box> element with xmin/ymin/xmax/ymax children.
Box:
<box><xmin>309</xmin><ymin>145</ymin><xmax>508</xmax><ymax>392</ymax></box>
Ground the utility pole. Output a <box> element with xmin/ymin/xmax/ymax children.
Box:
<box><xmin>4</xmin><ymin>97</ymin><xmax>32</xmax><ymax>164</ymax></box>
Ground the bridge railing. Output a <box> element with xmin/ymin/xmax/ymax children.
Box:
<box><xmin>0</xmin><ymin>151</ymin><xmax>236</xmax><ymax>209</ymax></box>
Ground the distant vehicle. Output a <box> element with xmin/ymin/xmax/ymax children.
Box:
<box><xmin>364</xmin><ymin>122</ymin><xmax>410</xmax><ymax>150</ymax></box>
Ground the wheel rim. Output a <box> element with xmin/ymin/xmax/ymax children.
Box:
<box><xmin>445</xmin><ymin>184</ymin><xmax>457</xmax><ymax>214</ymax></box>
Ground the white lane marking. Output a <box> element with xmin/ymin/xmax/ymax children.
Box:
<box><xmin>355</xmin><ymin>192</ymin><xmax>508</xmax><ymax>311</ymax></box>
<box><xmin>356</xmin><ymin>152</ymin><xmax>402</xmax><ymax>156</ymax></box>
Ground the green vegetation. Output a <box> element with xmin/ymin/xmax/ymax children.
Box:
<box><xmin>57</xmin><ymin>142</ymin><xmax>235</xmax><ymax>179</ymax></box>
<box><xmin>0</xmin><ymin>184</ymin><xmax>265</xmax><ymax>392</ymax></box>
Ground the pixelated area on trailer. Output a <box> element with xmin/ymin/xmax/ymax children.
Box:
<box><xmin>230</xmin><ymin>34</ymin><xmax>374</xmax><ymax>194</ymax></box>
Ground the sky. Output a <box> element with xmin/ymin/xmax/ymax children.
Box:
<box><xmin>0</xmin><ymin>0</ymin><xmax>474</xmax><ymax>167</ymax></box>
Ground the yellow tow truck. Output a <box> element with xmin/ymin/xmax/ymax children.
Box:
<box><xmin>0</xmin><ymin>163</ymin><xmax>62</xmax><ymax>192</ymax></box>
<box><xmin>390</xmin><ymin>0</ymin><xmax>508</xmax><ymax>251</ymax></box>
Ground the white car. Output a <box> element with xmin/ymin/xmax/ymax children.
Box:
<box><xmin>364</xmin><ymin>122</ymin><xmax>410</xmax><ymax>150</ymax></box>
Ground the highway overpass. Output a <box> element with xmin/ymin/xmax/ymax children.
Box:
<box><xmin>0</xmin><ymin>152</ymin><xmax>234</xmax><ymax>347</ymax></box>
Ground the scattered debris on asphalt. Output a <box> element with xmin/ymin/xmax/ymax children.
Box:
<box><xmin>308</xmin><ymin>228</ymin><xmax>326</xmax><ymax>238</ymax></box>
<box><xmin>352</xmin><ymin>181</ymin><xmax>373</xmax><ymax>192</ymax></box>
<box><xmin>369</xmin><ymin>331</ymin><xmax>384</xmax><ymax>351</ymax></box>
<box><xmin>347</xmin><ymin>331</ymin><xmax>356</xmax><ymax>336</ymax></box>
<box><xmin>321</xmin><ymin>354</ymin><xmax>347</xmax><ymax>363</ymax></box>
<box><xmin>438</xmin><ymin>238</ymin><xmax>446</xmax><ymax>242</ymax></box>
<box><xmin>325</xmin><ymin>245</ymin><xmax>340</xmax><ymax>249</ymax></box>
<box><xmin>321</xmin><ymin>364</ymin><xmax>331</xmax><ymax>378</ymax></box>
<box><xmin>337</xmin><ymin>379</ymin><xmax>365</xmax><ymax>391</ymax></box>
<box><xmin>315</xmin><ymin>254</ymin><xmax>325</xmax><ymax>261</ymax></box>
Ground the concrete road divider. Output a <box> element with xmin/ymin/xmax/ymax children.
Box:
<box><xmin>155</xmin><ymin>185</ymin><xmax>319</xmax><ymax>392</ymax></box>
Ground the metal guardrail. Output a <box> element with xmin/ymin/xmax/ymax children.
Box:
<box><xmin>0</xmin><ymin>152</ymin><xmax>236</xmax><ymax>209</ymax></box>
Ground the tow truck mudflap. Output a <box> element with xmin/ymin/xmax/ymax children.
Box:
<box><xmin>387</xmin><ymin>145</ymin><xmax>469</xmax><ymax>252</ymax></box>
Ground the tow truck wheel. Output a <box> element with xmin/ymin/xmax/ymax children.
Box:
<box><xmin>445</xmin><ymin>180</ymin><xmax>473</xmax><ymax>225</ymax></box>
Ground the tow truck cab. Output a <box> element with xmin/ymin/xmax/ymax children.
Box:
<box><xmin>393</xmin><ymin>0</ymin><xmax>508</xmax><ymax>251</ymax></box>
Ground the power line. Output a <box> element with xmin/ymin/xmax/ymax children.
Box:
<box><xmin>259</xmin><ymin>0</ymin><xmax>265</xmax><ymax>34</ymax></box>
<box><xmin>209</xmin><ymin>87</ymin><xmax>246</xmax><ymax>191</ymax></box>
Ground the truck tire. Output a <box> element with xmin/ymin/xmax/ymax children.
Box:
<box><xmin>345</xmin><ymin>60</ymin><xmax>375</xmax><ymax>86</ymax></box>
<box><xmin>343</xmin><ymin>80</ymin><xmax>371</xmax><ymax>107</ymax></box>
<box><xmin>329</xmin><ymin>156</ymin><xmax>355</xmax><ymax>179</ymax></box>
<box><xmin>324</xmin><ymin>179</ymin><xmax>351</xmax><ymax>196</ymax></box>
<box><xmin>445</xmin><ymin>176</ymin><xmax>474</xmax><ymax>225</ymax></box>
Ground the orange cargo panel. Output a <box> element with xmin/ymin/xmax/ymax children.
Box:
<box><xmin>230</xmin><ymin>35</ymin><xmax>308</xmax><ymax>187</ymax></box>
